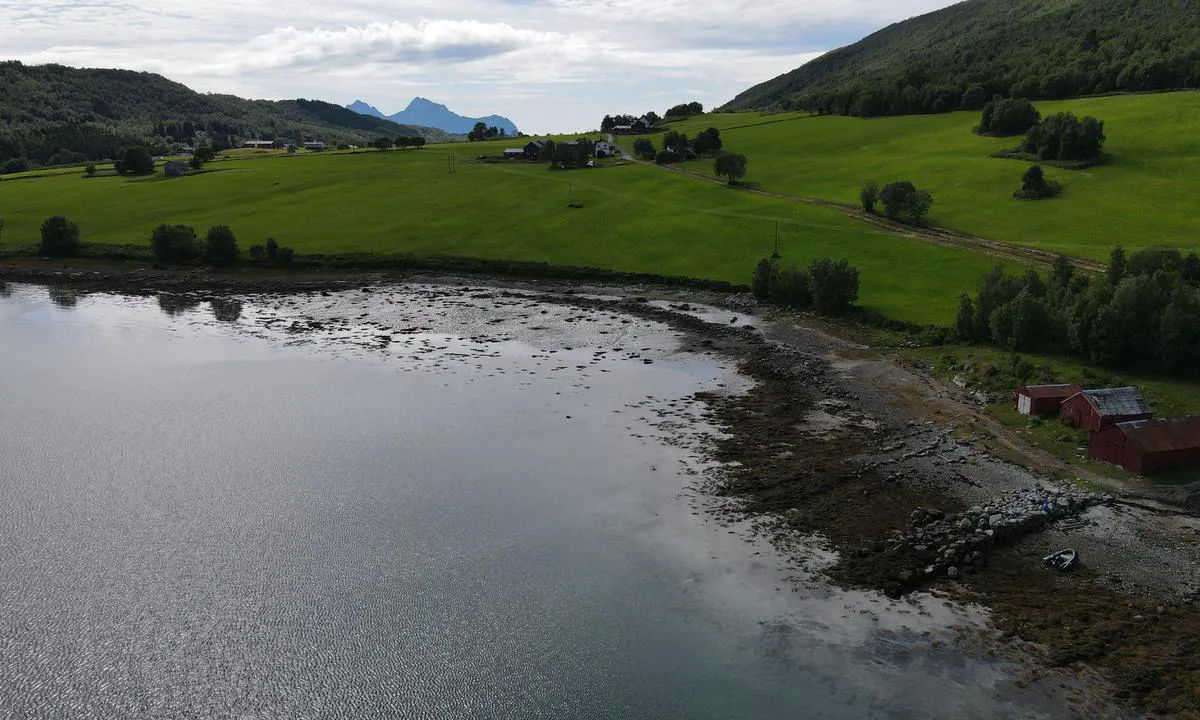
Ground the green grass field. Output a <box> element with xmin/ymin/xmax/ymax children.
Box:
<box><xmin>0</xmin><ymin>147</ymin><xmax>1011</xmax><ymax>324</ymax></box>
<box><xmin>660</xmin><ymin>92</ymin><xmax>1200</xmax><ymax>261</ymax></box>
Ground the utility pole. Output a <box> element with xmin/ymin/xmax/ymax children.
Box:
<box><xmin>772</xmin><ymin>219</ymin><xmax>781</xmax><ymax>258</ymax></box>
<box><xmin>447</xmin><ymin>152</ymin><xmax>455</xmax><ymax>175</ymax></box>
<box><xmin>568</xmin><ymin>181</ymin><xmax>573</xmax><ymax>206</ymax></box>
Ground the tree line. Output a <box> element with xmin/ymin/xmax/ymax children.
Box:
<box><xmin>752</xmin><ymin>257</ymin><xmax>860</xmax><ymax>314</ymax></box>
<box><xmin>955</xmin><ymin>247</ymin><xmax>1200</xmax><ymax>373</ymax></box>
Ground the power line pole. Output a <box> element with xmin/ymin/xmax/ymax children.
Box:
<box><xmin>447</xmin><ymin>152</ymin><xmax>455</xmax><ymax>175</ymax></box>
<box><xmin>772</xmin><ymin>219</ymin><xmax>781</xmax><ymax>258</ymax></box>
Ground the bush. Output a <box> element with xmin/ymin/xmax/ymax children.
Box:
<box><xmin>633</xmin><ymin>138</ymin><xmax>655</xmax><ymax>158</ymax></box>
<box><xmin>880</xmin><ymin>181</ymin><xmax>933</xmax><ymax>224</ymax></box>
<box><xmin>188</xmin><ymin>156</ymin><xmax>204</xmax><ymax>170</ymax></box>
<box><xmin>39</xmin><ymin>215</ymin><xmax>80</xmax><ymax>256</ymax></box>
<box><xmin>860</xmin><ymin>182</ymin><xmax>879</xmax><ymax>213</ymax></box>
<box><xmin>116</xmin><ymin>147</ymin><xmax>155</xmax><ymax>175</ymax></box>
<box><xmin>150</xmin><ymin>224</ymin><xmax>201</xmax><ymax>263</ymax></box>
<box><xmin>249</xmin><ymin>244</ymin><xmax>266</xmax><ymax>262</ymax></box>
<box><xmin>265</xmin><ymin>237</ymin><xmax>279</xmax><ymax>260</ymax></box>
<box><xmin>768</xmin><ymin>266</ymin><xmax>811</xmax><ymax>308</ymax></box>
<box><xmin>204</xmin><ymin>225</ymin><xmax>239</xmax><ymax>266</ymax></box>
<box><xmin>1022</xmin><ymin>112</ymin><xmax>1105</xmax><ymax>161</ymax></box>
<box><xmin>276</xmin><ymin>246</ymin><xmax>295</xmax><ymax>265</ymax></box>
<box><xmin>655</xmin><ymin>150</ymin><xmax>681</xmax><ymax>165</ymax></box>
<box><xmin>978</xmin><ymin>98</ymin><xmax>1040</xmax><ymax>136</ymax></box>
<box><xmin>1</xmin><ymin>157</ymin><xmax>30</xmax><ymax>175</ymax></box>
<box><xmin>84</xmin><ymin>164</ymin><xmax>96</xmax><ymax>176</ymax></box>
<box><xmin>713</xmin><ymin>152</ymin><xmax>747</xmax><ymax>184</ymax></box>
<box><xmin>752</xmin><ymin>258</ymin><xmax>774</xmax><ymax>300</ymax></box>
<box><xmin>1013</xmin><ymin>164</ymin><xmax>1061</xmax><ymax>200</ymax></box>
<box><xmin>809</xmin><ymin>257</ymin><xmax>860</xmax><ymax>314</ymax></box>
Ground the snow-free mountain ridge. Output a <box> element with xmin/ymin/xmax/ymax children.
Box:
<box><xmin>347</xmin><ymin>97</ymin><xmax>519</xmax><ymax>136</ymax></box>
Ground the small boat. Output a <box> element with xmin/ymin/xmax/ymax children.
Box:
<box><xmin>1043</xmin><ymin>549</ymin><xmax>1079</xmax><ymax>571</ymax></box>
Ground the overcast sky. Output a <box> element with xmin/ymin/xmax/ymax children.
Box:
<box><xmin>3</xmin><ymin>0</ymin><xmax>959</xmax><ymax>134</ymax></box>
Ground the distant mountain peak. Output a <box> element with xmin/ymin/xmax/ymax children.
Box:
<box><xmin>346</xmin><ymin>100</ymin><xmax>386</xmax><ymax>119</ymax></box>
<box><xmin>348</xmin><ymin>97</ymin><xmax>518</xmax><ymax>136</ymax></box>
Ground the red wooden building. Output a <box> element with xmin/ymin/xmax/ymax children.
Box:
<box><xmin>1014</xmin><ymin>384</ymin><xmax>1082</xmax><ymax>415</ymax></box>
<box><xmin>1088</xmin><ymin>417</ymin><xmax>1200</xmax><ymax>474</ymax></box>
<box><xmin>1059</xmin><ymin>387</ymin><xmax>1152</xmax><ymax>432</ymax></box>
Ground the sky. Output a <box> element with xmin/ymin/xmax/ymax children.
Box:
<box><xmin>1</xmin><ymin>0</ymin><xmax>960</xmax><ymax>134</ymax></box>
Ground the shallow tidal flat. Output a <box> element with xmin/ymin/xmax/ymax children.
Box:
<box><xmin>1</xmin><ymin>283</ymin><xmax>1072</xmax><ymax>718</ymax></box>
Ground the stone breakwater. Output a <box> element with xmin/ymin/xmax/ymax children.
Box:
<box><xmin>843</xmin><ymin>484</ymin><xmax>1114</xmax><ymax>597</ymax></box>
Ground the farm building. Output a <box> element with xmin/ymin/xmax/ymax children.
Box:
<box><xmin>1088</xmin><ymin>417</ymin><xmax>1200</xmax><ymax>474</ymax></box>
<box><xmin>1014</xmin><ymin>384</ymin><xmax>1082</xmax><ymax>415</ymax></box>
<box><xmin>522</xmin><ymin>140</ymin><xmax>545</xmax><ymax>159</ymax></box>
<box><xmin>163</xmin><ymin>160</ymin><xmax>189</xmax><ymax>177</ymax></box>
<box><xmin>241</xmin><ymin>140</ymin><xmax>274</xmax><ymax>149</ymax></box>
<box><xmin>303</xmin><ymin>141</ymin><xmax>326</xmax><ymax>151</ymax></box>
<box><xmin>502</xmin><ymin>148</ymin><xmax>525</xmax><ymax>158</ymax></box>
<box><xmin>1060</xmin><ymin>387</ymin><xmax>1152</xmax><ymax>432</ymax></box>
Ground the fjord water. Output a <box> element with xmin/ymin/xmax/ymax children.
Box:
<box><xmin>1</xmin><ymin>284</ymin><xmax>1056</xmax><ymax>719</ymax></box>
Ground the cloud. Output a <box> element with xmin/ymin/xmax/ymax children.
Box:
<box><xmin>228</xmin><ymin>20</ymin><xmax>574</xmax><ymax>71</ymax></box>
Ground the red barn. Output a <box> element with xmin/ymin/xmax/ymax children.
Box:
<box><xmin>1014</xmin><ymin>384</ymin><xmax>1082</xmax><ymax>415</ymax></box>
<box><xmin>1088</xmin><ymin>417</ymin><xmax>1200</xmax><ymax>474</ymax></box>
<box><xmin>1060</xmin><ymin>387</ymin><xmax>1152</xmax><ymax>432</ymax></box>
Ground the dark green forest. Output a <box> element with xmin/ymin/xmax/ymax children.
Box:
<box><xmin>722</xmin><ymin>0</ymin><xmax>1200</xmax><ymax>116</ymax></box>
<box><xmin>0</xmin><ymin>62</ymin><xmax>458</xmax><ymax>169</ymax></box>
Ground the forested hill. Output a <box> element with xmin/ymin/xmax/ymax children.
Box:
<box><xmin>722</xmin><ymin>0</ymin><xmax>1200</xmax><ymax>116</ymax></box>
<box><xmin>0</xmin><ymin>62</ymin><xmax>459</xmax><ymax>168</ymax></box>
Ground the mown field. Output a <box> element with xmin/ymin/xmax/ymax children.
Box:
<box><xmin>661</xmin><ymin>91</ymin><xmax>1200</xmax><ymax>261</ymax></box>
<box><xmin>0</xmin><ymin>147</ymin><xmax>1009</xmax><ymax>325</ymax></box>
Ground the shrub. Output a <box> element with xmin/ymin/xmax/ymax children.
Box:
<box><xmin>880</xmin><ymin>181</ymin><xmax>933</xmax><ymax>224</ymax></box>
<box><xmin>809</xmin><ymin>257</ymin><xmax>860</xmax><ymax>314</ymax></box>
<box><xmin>768</xmin><ymin>265</ymin><xmax>811</xmax><ymax>308</ymax></box>
<box><xmin>84</xmin><ymin>164</ymin><xmax>96</xmax><ymax>176</ymax></box>
<box><xmin>204</xmin><ymin>225</ymin><xmax>239</xmax><ymax>266</ymax></box>
<box><xmin>276</xmin><ymin>246</ymin><xmax>295</xmax><ymax>265</ymax></box>
<box><xmin>116</xmin><ymin>147</ymin><xmax>155</xmax><ymax>175</ymax></box>
<box><xmin>752</xmin><ymin>258</ymin><xmax>774</xmax><ymax>300</ymax></box>
<box><xmin>265</xmin><ymin>237</ymin><xmax>279</xmax><ymax>260</ymax></box>
<box><xmin>713</xmin><ymin>152</ymin><xmax>747</xmax><ymax>185</ymax></box>
<box><xmin>978</xmin><ymin>98</ymin><xmax>1040</xmax><ymax>136</ymax></box>
<box><xmin>860</xmin><ymin>182</ymin><xmax>879</xmax><ymax>213</ymax></box>
<box><xmin>150</xmin><ymin>224</ymin><xmax>201</xmax><ymax>263</ymax></box>
<box><xmin>633</xmin><ymin>138</ymin><xmax>654</xmax><ymax>158</ymax></box>
<box><xmin>655</xmin><ymin>150</ymin><xmax>681</xmax><ymax>165</ymax></box>
<box><xmin>39</xmin><ymin>215</ymin><xmax>80</xmax><ymax>256</ymax></box>
<box><xmin>249</xmin><ymin>244</ymin><xmax>266</xmax><ymax>262</ymax></box>
<box><xmin>188</xmin><ymin>156</ymin><xmax>204</xmax><ymax>170</ymax></box>
<box><xmin>1013</xmin><ymin>164</ymin><xmax>1061</xmax><ymax>200</ymax></box>
<box><xmin>1022</xmin><ymin>112</ymin><xmax>1105</xmax><ymax>161</ymax></box>
<box><xmin>1</xmin><ymin>157</ymin><xmax>30</xmax><ymax>174</ymax></box>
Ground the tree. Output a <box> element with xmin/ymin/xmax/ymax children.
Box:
<box><xmin>752</xmin><ymin>258</ymin><xmax>775</xmax><ymax>301</ymax></box>
<box><xmin>150</xmin><ymin>224</ymin><xmax>201</xmax><ymax>263</ymax></box>
<box><xmin>374</xmin><ymin>137</ymin><xmax>393</xmax><ymax>151</ymax></box>
<box><xmin>249</xmin><ymin>244</ymin><xmax>265</xmax><ymax>262</ymax></box>
<box><xmin>204</xmin><ymin>225</ymin><xmax>239</xmax><ymax>266</ymax></box>
<box><xmin>188</xmin><ymin>155</ymin><xmax>204</xmax><ymax>170</ymax></box>
<box><xmin>692</xmin><ymin>127</ymin><xmax>722</xmax><ymax>156</ymax></box>
<box><xmin>713</xmin><ymin>153</ymin><xmax>747</xmax><ymax>185</ymax></box>
<box><xmin>978</xmin><ymin>98</ymin><xmax>1040</xmax><ymax>136</ymax></box>
<box><xmin>1107</xmin><ymin>245</ymin><xmax>1126</xmax><ymax>286</ymax></box>
<box><xmin>955</xmin><ymin>293</ymin><xmax>976</xmax><ymax>340</ymax></box>
<box><xmin>194</xmin><ymin>143</ymin><xmax>216</xmax><ymax>163</ymax></box>
<box><xmin>633</xmin><ymin>138</ymin><xmax>655</xmax><ymax>158</ymax></box>
<box><xmin>1022</xmin><ymin>112</ymin><xmax>1105</xmax><ymax>161</ymax></box>
<box><xmin>84</xmin><ymin>164</ymin><xmax>96</xmax><ymax>176</ymax></box>
<box><xmin>116</xmin><ymin>146</ymin><xmax>155</xmax><ymax>175</ymax></box>
<box><xmin>601</xmin><ymin>115</ymin><xmax>616</xmax><ymax>132</ymax></box>
<box><xmin>265</xmin><ymin>236</ymin><xmax>279</xmax><ymax>260</ymax></box>
<box><xmin>1014</xmin><ymin>164</ymin><xmax>1061</xmax><ymax>199</ymax></box>
<box><xmin>539</xmin><ymin>139</ymin><xmax>556</xmax><ymax>162</ymax></box>
<box><xmin>809</xmin><ymin>258</ymin><xmax>860</xmax><ymax>313</ymax></box>
<box><xmin>860</xmin><ymin>182</ymin><xmax>879</xmax><ymax>213</ymax></box>
<box><xmin>879</xmin><ymin>181</ymin><xmax>932</xmax><ymax>223</ymax></box>
<box><xmin>661</xmin><ymin>130</ymin><xmax>684</xmax><ymax>153</ymax></box>
<box><xmin>644</xmin><ymin>111</ymin><xmax>661</xmax><ymax>126</ymax></box>
<box><xmin>468</xmin><ymin>122</ymin><xmax>489</xmax><ymax>142</ymax></box>
<box><xmin>39</xmin><ymin>215</ymin><xmax>80</xmax><ymax>256</ymax></box>
<box><xmin>1050</xmin><ymin>254</ymin><xmax>1074</xmax><ymax>288</ymax></box>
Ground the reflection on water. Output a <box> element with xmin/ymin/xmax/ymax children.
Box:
<box><xmin>0</xmin><ymin>280</ymin><xmax>10</xmax><ymax>297</ymax></box>
<box><xmin>0</xmin><ymin>284</ymin><xmax>1072</xmax><ymax>720</ymax></box>
<box><xmin>157</xmin><ymin>291</ymin><xmax>202</xmax><ymax>316</ymax></box>
<box><xmin>210</xmin><ymin>298</ymin><xmax>242</xmax><ymax>322</ymax></box>
<box><xmin>47</xmin><ymin>286</ymin><xmax>78</xmax><ymax>308</ymax></box>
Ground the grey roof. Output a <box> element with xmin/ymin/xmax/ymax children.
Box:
<box><xmin>1080</xmin><ymin>387</ymin><xmax>1152</xmax><ymax>417</ymax></box>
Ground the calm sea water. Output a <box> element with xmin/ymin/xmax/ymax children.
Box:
<box><xmin>0</xmin><ymin>283</ymin><xmax>1063</xmax><ymax>719</ymax></box>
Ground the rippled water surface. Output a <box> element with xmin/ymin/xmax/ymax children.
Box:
<box><xmin>0</xmin><ymin>283</ymin><xmax>1062</xmax><ymax>719</ymax></box>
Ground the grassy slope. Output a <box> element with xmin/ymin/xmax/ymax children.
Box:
<box><xmin>0</xmin><ymin>148</ymin><xmax>1006</xmax><ymax>324</ymax></box>
<box><xmin>666</xmin><ymin>92</ymin><xmax>1200</xmax><ymax>261</ymax></box>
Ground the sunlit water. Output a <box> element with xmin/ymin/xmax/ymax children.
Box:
<box><xmin>0</xmin><ymin>283</ymin><xmax>1064</xmax><ymax>719</ymax></box>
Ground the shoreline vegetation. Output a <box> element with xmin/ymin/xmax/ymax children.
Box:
<box><xmin>6</xmin><ymin>271</ymin><xmax>1198</xmax><ymax>716</ymax></box>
